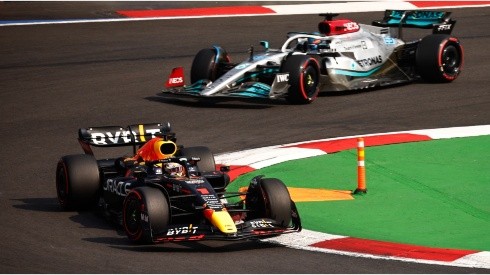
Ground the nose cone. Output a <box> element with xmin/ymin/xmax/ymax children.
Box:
<box><xmin>205</xmin><ymin>209</ymin><xmax>237</xmax><ymax>234</ymax></box>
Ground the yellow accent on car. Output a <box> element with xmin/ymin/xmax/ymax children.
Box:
<box><xmin>139</xmin><ymin>124</ymin><xmax>146</xmax><ymax>142</ymax></box>
<box><xmin>209</xmin><ymin>210</ymin><xmax>237</xmax><ymax>234</ymax></box>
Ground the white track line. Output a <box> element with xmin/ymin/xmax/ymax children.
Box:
<box><xmin>3</xmin><ymin>1</ymin><xmax>490</xmax><ymax>27</ymax></box>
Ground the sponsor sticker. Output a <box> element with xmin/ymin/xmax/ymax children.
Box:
<box><xmin>384</xmin><ymin>37</ymin><xmax>395</xmax><ymax>45</ymax></box>
<box><xmin>356</xmin><ymin>55</ymin><xmax>383</xmax><ymax>67</ymax></box>
<box><xmin>201</xmin><ymin>194</ymin><xmax>222</xmax><ymax>209</ymax></box>
<box><xmin>344</xmin><ymin>22</ymin><xmax>360</xmax><ymax>31</ymax></box>
<box><xmin>275</xmin><ymin>73</ymin><xmax>289</xmax><ymax>83</ymax></box>
<box><xmin>89</xmin><ymin>128</ymin><xmax>161</xmax><ymax>145</ymax></box>
<box><xmin>185</xmin><ymin>179</ymin><xmax>205</xmax><ymax>184</ymax></box>
<box><xmin>166</xmin><ymin>225</ymin><xmax>198</xmax><ymax>236</ymax></box>
<box><xmin>104</xmin><ymin>179</ymin><xmax>131</xmax><ymax>196</ymax></box>
<box><xmin>168</xmin><ymin>77</ymin><xmax>183</xmax><ymax>84</ymax></box>
<box><xmin>251</xmin><ymin>220</ymin><xmax>274</xmax><ymax>228</ymax></box>
<box><xmin>437</xmin><ymin>24</ymin><xmax>452</xmax><ymax>31</ymax></box>
<box><xmin>339</xmin><ymin>40</ymin><xmax>372</xmax><ymax>51</ymax></box>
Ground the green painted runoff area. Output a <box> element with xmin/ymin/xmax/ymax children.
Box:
<box><xmin>228</xmin><ymin>135</ymin><xmax>490</xmax><ymax>251</ymax></box>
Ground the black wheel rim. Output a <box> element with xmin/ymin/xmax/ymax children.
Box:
<box><xmin>302</xmin><ymin>64</ymin><xmax>319</xmax><ymax>98</ymax></box>
<box><xmin>442</xmin><ymin>45</ymin><xmax>460</xmax><ymax>76</ymax></box>
<box><xmin>245</xmin><ymin>188</ymin><xmax>266</xmax><ymax>219</ymax></box>
<box><xmin>124</xmin><ymin>196</ymin><xmax>142</xmax><ymax>235</ymax></box>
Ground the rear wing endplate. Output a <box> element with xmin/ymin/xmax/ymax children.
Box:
<box><xmin>372</xmin><ymin>10</ymin><xmax>456</xmax><ymax>37</ymax></box>
<box><xmin>78</xmin><ymin>122</ymin><xmax>172</xmax><ymax>155</ymax></box>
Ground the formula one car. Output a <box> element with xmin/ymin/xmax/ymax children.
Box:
<box><xmin>161</xmin><ymin>10</ymin><xmax>463</xmax><ymax>104</ymax></box>
<box><xmin>55</xmin><ymin>122</ymin><xmax>301</xmax><ymax>244</ymax></box>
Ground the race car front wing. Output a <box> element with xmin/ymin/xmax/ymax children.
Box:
<box><xmin>160</xmin><ymin>75</ymin><xmax>290</xmax><ymax>102</ymax></box>
<box><xmin>151</xmin><ymin>216</ymin><xmax>301</xmax><ymax>243</ymax></box>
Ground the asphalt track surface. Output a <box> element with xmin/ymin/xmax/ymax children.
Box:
<box><xmin>1</xmin><ymin>2</ymin><xmax>489</xmax><ymax>274</ymax></box>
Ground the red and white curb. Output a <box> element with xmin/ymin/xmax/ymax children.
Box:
<box><xmin>117</xmin><ymin>1</ymin><xmax>490</xmax><ymax>19</ymax></box>
<box><xmin>215</xmin><ymin>124</ymin><xmax>490</xmax><ymax>181</ymax></box>
<box><xmin>264</xmin><ymin>229</ymin><xmax>490</xmax><ymax>269</ymax></box>
<box><xmin>215</xmin><ymin>125</ymin><xmax>490</xmax><ymax>269</ymax></box>
<box><xmin>3</xmin><ymin>1</ymin><xmax>490</xmax><ymax>26</ymax></box>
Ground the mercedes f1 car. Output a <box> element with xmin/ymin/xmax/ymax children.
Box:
<box><xmin>161</xmin><ymin>10</ymin><xmax>463</xmax><ymax>104</ymax></box>
<box><xmin>56</xmin><ymin>123</ymin><xmax>301</xmax><ymax>244</ymax></box>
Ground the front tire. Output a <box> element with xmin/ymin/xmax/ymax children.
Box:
<box><xmin>123</xmin><ymin>187</ymin><xmax>170</xmax><ymax>244</ymax></box>
<box><xmin>416</xmin><ymin>34</ymin><xmax>463</xmax><ymax>82</ymax></box>
<box><xmin>246</xmin><ymin>178</ymin><xmax>292</xmax><ymax>227</ymax></box>
<box><xmin>190</xmin><ymin>48</ymin><xmax>229</xmax><ymax>83</ymax></box>
<box><xmin>56</xmin><ymin>154</ymin><xmax>100</xmax><ymax>210</ymax></box>
<box><xmin>280</xmin><ymin>55</ymin><xmax>320</xmax><ymax>104</ymax></box>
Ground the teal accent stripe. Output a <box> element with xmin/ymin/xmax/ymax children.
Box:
<box><xmin>230</xmin><ymin>92</ymin><xmax>269</xmax><ymax>98</ymax></box>
<box><xmin>387</xmin><ymin>19</ymin><xmax>437</xmax><ymax>27</ymax></box>
<box><xmin>332</xmin><ymin>66</ymin><xmax>381</xmax><ymax>77</ymax></box>
<box><xmin>183</xmin><ymin>80</ymin><xmax>207</xmax><ymax>93</ymax></box>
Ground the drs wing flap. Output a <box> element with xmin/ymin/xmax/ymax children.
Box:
<box><xmin>372</xmin><ymin>10</ymin><xmax>456</xmax><ymax>34</ymax></box>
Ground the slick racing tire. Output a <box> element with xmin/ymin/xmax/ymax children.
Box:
<box><xmin>280</xmin><ymin>55</ymin><xmax>320</xmax><ymax>104</ymax></box>
<box><xmin>190</xmin><ymin>48</ymin><xmax>230</xmax><ymax>83</ymax></box>
<box><xmin>246</xmin><ymin>178</ymin><xmax>292</xmax><ymax>227</ymax></box>
<box><xmin>56</xmin><ymin>154</ymin><xmax>100</xmax><ymax>210</ymax></box>
<box><xmin>180</xmin><ymin>146</ymin><xmax>216</xmax><ymax>172</ymax></box>
<box><xmin>416</xmin><ymin>34</ymin><xmax>463</xmax><ymax>82</ymax></box>
<box><xmin>123</xmin><ymin>187</ymin><xmax>170</xmax><ymax>244</ymax></box>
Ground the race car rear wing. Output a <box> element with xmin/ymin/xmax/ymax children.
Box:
<box><xmin>372</xmin><ymin>10</ymin><xmax>456</xmax><ymax>38</ymax></box>
<box><xmin>78</xmin><ymin>122</ymin><xmax>173</xmax><ymax>155</ymax></box>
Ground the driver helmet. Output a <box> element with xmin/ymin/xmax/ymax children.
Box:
<box><xmin>308</xmin><ymin>33</ymin><xmax>322</xmax><ymax>51</ymax></box>
<box><xmin>165</xmin><ymin>162</ymin><xmax>185</xmax><ymax>177</ymax></box>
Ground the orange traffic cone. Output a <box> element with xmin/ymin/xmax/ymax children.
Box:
<box><xmin>354</xmin><ymin>137</ymin><xmax>367</xmax><ymax>194</ymax></box>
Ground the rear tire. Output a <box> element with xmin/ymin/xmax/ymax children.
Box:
<box><xmin>280</xmin><ymin>55</ymin><xmax>320</xmax><ymax>104</ymax></box>
<box><xmin>56</xmin><ymin>154</ymin><xmax>100</xmax><ymax>210</ymax></box>
<box><xmin>416</xmin><ymin>34</ymin><xmax>463</xmax><ymax>82</ymax></box>
<box><xmin>246</xmin><ymin>178</ymin><xmax>292</xmax><ymax>227</ymax></box>
<box><xmin>180</xmin><ymin>146</ymin><xmax>216</xmax><ymax>172</ymax></box>
<box><xmin>123</xmin><ymin>187</ymin><xmax>170</xmax><ymax>244</ymax></box>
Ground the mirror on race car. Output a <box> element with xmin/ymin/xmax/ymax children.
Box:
<box><xmin>260</xmin><ymin>40</ymin><xmax>269</xmax><ymax>52</ymax></box>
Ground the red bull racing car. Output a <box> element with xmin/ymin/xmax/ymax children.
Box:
<box><xmin>161</xmin><ymin>10</ymin><xmax>463</xmax><ymax>104</ymax></box>
<box><xmin>56</xmin><ymin>122</ymin><xmax>301</xmax><ymax>244</ymax></box>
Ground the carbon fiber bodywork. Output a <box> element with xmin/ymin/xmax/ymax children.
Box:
<box><xmin>58</xmin><ymin>123</ymin><xmax>301</xmax><ymax>244</ymax></box>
